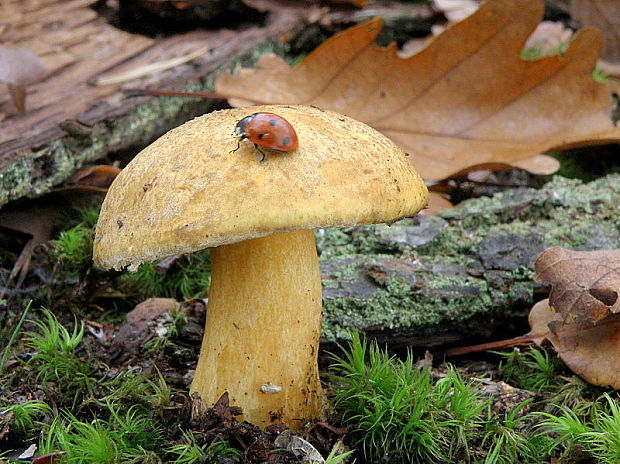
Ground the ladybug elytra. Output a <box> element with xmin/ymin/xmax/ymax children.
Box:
<box><xmin>233</xmin><ymin>112</ymin><xmax>298</xmax><ymax>160</ymax></box>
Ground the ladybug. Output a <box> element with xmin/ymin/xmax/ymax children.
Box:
<box><xmin>233</xmin><ymin>112</ymin><xmax>298</xmax><ymax>161</ymax></box>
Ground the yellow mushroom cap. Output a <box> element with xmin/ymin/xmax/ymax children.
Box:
<box><xmin>93</xmin><ymin>105</ymin><xmax>428</xmax><ymax>271</ymax></box>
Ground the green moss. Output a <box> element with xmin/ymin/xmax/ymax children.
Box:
<box><xmin>544</xmin><ymin>222</ymin><xmax>589</xmax><ymax>247</ymax></box>
<box><xmin>118</xmin><ymin>251</ymin><xmax>211</xmax><ymax>300</ymax></box>
<box><xmin>419</xmin><ymin>226</ymin><xmax>478</xmax><ymax>257</ymax></box>
<box><xmin>47</xmin><ymin>204</ymin><xmax>211</xmax><ymax>301</ymax></box>
<box><xmin>317</xmin><ymin>226</ymin><xmax>386</xmax><ymax>259</ymax></box>
<box><xmin>495</xmin><ymin>348</ymin><xmax>565</xmax><ymax>393</ymax></box>
<box><xmin>0</xmin><ymin>401</ymin><xmax>51</xmax><ymax>438</ymax></box>
<box><xmin>330</xmin><ymin>333</ymin><xmax>486</xmax><ymax>463</ymax></box>
<box><xmin>51</xmin><ymin>207</ymin><xmax>100</xmax><ymax>273</ymax></box>
<box><xmin>323</xmin><ymin>272</ymin><xmax>496</xmax><ymax>342</ymax></box>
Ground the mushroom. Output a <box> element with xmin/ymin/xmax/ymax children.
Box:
<box><xmin>93</xmin><ymin>105</ymin><xmax>428</xmax><ymax>428</ymax></box>
<box><xmin>0</xmin><ymin>45</ymin><xmax>46</xmax><ymax>112</ymax></box>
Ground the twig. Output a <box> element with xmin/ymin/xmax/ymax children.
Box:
<box><xmin>444</xmin><ymin>332</ymin><xmax>547</xmax><ymax>357</ymax></box>
<box><xmin>125</xmin><ymin>88</ymin><xmax>227</xmax><ymax>100</ymax></box>
<box><xmin>91</xmin><ymin>46</ymin><xmax>210</xmax><ymax>86</ymax></box>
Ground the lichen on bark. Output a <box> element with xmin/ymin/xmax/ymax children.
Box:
<box><xmin>319</xmin><ymin>174</ymin><xmax>620</xmax><ymax>347</ymax></box>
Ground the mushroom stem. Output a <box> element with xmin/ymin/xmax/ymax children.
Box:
<box><xmin>191</xmin><ymin>229</ymin><xmax>325</xmax><ymax>428</ymax></box>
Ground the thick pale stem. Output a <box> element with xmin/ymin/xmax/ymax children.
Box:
<box><xmin>190</xmin><ymin>229</ymin><xmax>325</xmax><ymax>428</ymax></box>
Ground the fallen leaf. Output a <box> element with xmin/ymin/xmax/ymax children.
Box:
<box><xmin>534</xmin><ymin>246</ymin><xmax>620</xmax><ymax>325</ymax></box>
<box><xmin>17</xmin><ymin>444</ymin><xmax>37</xmax><ymax>460</ymax></box>
<box><xmin>211</xmin><ymin>392</ymin><xmax>241</xmax><ymax>428</ymax></box>
<box><xmin>419</xmin><ymin>191</ymin><xmax>453</xmax><ymax>215</ymax></box>
<box><xmin>215</xmin><ymin>0</ymin><xmax>620</xmax><ymax>180</ymax></box>
<box><xmin>85</xmin><ymin>319</ymin><xmax>116</xmax><ymax>345</ymax></box>
<box><xmin>450</xmin><ymin>291</ymin><xmax>620</xmax><ymax>389</ymax></box>
<box><xmin>274</xmin><ymin>431</ymin><xmax>325</xmax><ymax>464</ymax></box>
<box><xmin>511</xmin><ymin>154</ymin><xmax>560</xmax><ymax>175</ymax></box>
<box><xmin>0</xmin><ymin>203</ymin><xmax>57</xmax><ymax>297</ymax></box>
<box><xmin>191</xmin><ymin>391</ymin><xmax>242</xmax><ymax>427</ymax></box>
<box><xmin>571</xmin><ymin>0</ymin><xmax>620</xmax><ymax>63</ymax></box>
<box><xmin>32</xmin><ymin>452</ymin><xmax>67</xmax><ymax>464</ymax></box>
<box><xmin>58</xmin><ymin>165</ymin><xmax>122</xmax><ymax>192</ymax></box>
<box><xmin>112</xmin><ymin>298</ymin><xmax>181</xmax><ymax>354</ymax></box>
<box><xmin>528</xmin><ymin>298</ymin><xmax>620</xmax><ymax>388</ymax></box>
<box><xmin>0</xmin><ymin>45</ymin><xmax>45</xmax><ymax>112</ymax></box>
<box><xmin>527</xmin><ymin>298</ymin><xmax>563</xmax><ymax>336</ymax></box>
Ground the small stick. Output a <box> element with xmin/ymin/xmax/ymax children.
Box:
<box><xmin>444</xmin><ymin>333</ymin><xmax>548</xmax><ymax>357</ymax></box>
<box><xmin>91</xmin><ymin>46</ymin><xmax>210</xmax><ymax>86</ymax></box>
<box><xmin>124</xmin><ymin>88</ymin><xmax>227</xmax><ymax>99</ymax></box>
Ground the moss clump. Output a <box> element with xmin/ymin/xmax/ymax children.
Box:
<box><xmin>330</xmin><ymin>333</ymin><xmax>620</xmax><ymax>464</ymax></box>
<box><xmin>48</xmin><ymin>206</ymin><xmax>211</xmax><ymax>302</ymax></box>
<box><xmin>118</xmin><ymin>252</ymin><xmax>211</xmax><ymax>300</ymax></box>
<box><xmin>51</xmin><ymin>207</ymin><xmax>100</xmax><ymax>273</ymax></box>
<box><xmin>330</xmin><ymin>333</ymin><xmax>544</xmax><ymax>464</ymax></box>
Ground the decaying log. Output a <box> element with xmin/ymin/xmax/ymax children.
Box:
<box><xmin>318</xmin><ymin>174</ymin><xmax>620</xmax><ymax>350</ymax></box>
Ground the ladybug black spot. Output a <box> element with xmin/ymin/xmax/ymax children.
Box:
<box><xmin>282</xmin><ymin>136</ymin><xmax>290</xmax><ymax>147</ymax></box>
<box><xmin>268</xmin><ymin>119</ymin><xmax>278</xmax><ymax>126</ymax></box>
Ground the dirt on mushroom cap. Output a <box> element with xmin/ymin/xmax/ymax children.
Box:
<box><xmin>93</xmin><ymin>105</ymin><xmax>428</xmax><ymax>271</ymax></box>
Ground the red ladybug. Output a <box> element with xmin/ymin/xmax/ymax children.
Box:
<box><xmin>233</xmin><ymin>112</ymin><xmax>298</xmax><ymax>160</ymax></box>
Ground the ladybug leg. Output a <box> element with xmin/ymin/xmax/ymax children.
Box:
<box><xmin>255</xmin><ymin>144</ymin><xmax>267</xmax><ymax>162</ymax></box>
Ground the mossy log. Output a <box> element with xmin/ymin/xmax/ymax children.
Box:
<box><xmin>318</xmin><ymin>174</ymin><xmax>620</xmax><ymax>349</ymax></box>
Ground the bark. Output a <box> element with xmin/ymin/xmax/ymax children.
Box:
<box><xmin>318</xmin><ymin>174</ymin><xmax>620</xmax><ymax>350</ymax></box>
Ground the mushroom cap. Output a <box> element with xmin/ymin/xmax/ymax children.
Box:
<box><xmin>94</xmin><ymin>105</ymin><xmax>428</xmax><ymax>270</ymax></box>
<box><xmin>0</xmin><ymin>46</ymin><xmax>45</xmax><ymax>85</ymax></box>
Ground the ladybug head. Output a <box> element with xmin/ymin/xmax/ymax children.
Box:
<box><xmin>234</xmin><ymin>113</ymin><xmax>258</xmax><ymax>140</ymax></box>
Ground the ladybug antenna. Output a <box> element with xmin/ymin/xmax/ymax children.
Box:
<box><xmin>230</xmin><ymin>138</ymin><xmax>241</xmax><ymax>154</ymax></box>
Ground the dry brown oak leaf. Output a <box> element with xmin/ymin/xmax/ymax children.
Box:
<box><xmin>571</xmin><ymin>0</ymin><xmax>620</xmax><ymax>63</ymax></box>
<box><xmin>529</xmin><ymin>298</ymin><xmax>620</xmax><ymax>388</ymax></box>
<box><xmin>215</xmin><ymin>0</ymin><xmax>620</xmax><ymax>181</ymax></box>
<box><xmin>534</xmin><ymin>246</ymin><xmax>620</xmax><ymax>326</ymax></box>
